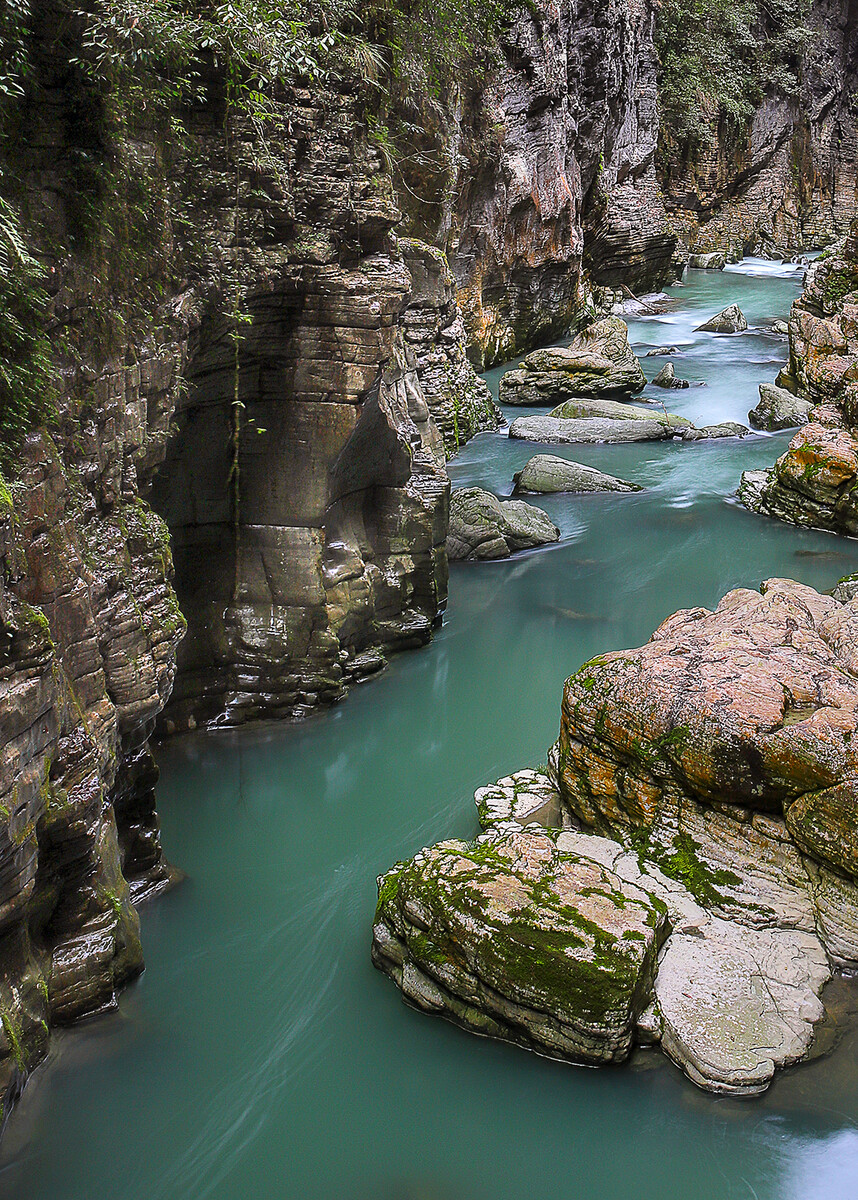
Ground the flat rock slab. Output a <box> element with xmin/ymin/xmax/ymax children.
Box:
<box><xmin>682</xmin><ymin>421</ymin><xmax>750</xmax><ymax>440</ymax></box>
<box><xmin>547</xmin><ymin>397</ymin><xmax>690</xmax><ymax>428</ymax></box>
<box><xmin>513</xmin><ymin>454</ymin><xmax>641</xmax><ymax>494</ymax></box>
<box><xmin>372</xmin><ymin>827</ymin><xmax>668</xmax><ymax>1064</ymax></box>
<box><xmin>656</xmin><ymin>920</ymin><xmax>828</xmax><ymax>1095</ymax></box>
<box><xmin>509</xmin><ymin>415</ymin><xmax>678</xmax><ymax>444</ymax></box>
<box><xmin>446</xmin><ymin>487</ymin><xmax>559</xmax><ymax>560</ymax></box>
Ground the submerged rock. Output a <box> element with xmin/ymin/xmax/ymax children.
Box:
<box><xmin>372</xmin><ymin>826</ymin><xmax>669</xmax><ymax>1065</ymax></box>
<box><xmin>749</xmin><ymin>383</ymin><xmax>813</xmax><ymax>430</ymax></box>
<box><xmin>499</xmin><ymin>317</ymin><xmax>646</xmax><ymax>406</ymax></box>
<box><xmin>652</xmin><ymin>362</ymin><xmax>690</xmax><ymax>389</ymax></box>
<box><xmin>681</xmin><ymin>421</ymin><xmax>750</xmax><ymax>441</ymax></box>
<box><xmin>512</xmin><ymin>455</ymin><xmax>641</xmax><ymax>494</ymax></box>
<box><xmin>446</xmin><ymin>487</ymin><xmax>559</xmax><ymax>560</ymax></box>
<box><xmin>695</xmin><ymin>304</ymin><xmax>748</xmax><ymax>333</ymax></box>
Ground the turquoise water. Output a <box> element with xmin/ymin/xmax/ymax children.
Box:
<box><xmin>4</xmin><ymin>263</ymin><xmax>858</xmax><ymax>1200</ymax></box>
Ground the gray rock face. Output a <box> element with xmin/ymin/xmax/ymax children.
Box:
<box><xmin>695</xmin><ymin>304</ymin><xmax>749</xmax><ymax>333</ymax></box>
<box><xmin>688</xmin><ymin>252</ymin><xmax>726</xmax><ymax>269</ymax></box>
<box><xmin>446</xmin><ymin>488</ymin><xmax>560</xmax><ymax>560</ymax></box>
<box><xmin>399</xmin><ymin>241</ymin><xmax>502</xmax><ymax>456</ymax></box>
<box><xmin>740</xmin><ymin>224</ymin><xmax>858</xmax><ymax>533</ymax></box>
<box><xmin>499</xmin><ymin>317</ymin><xmax>646</xmax><ymax>405</ymax></box>
<box><xmin>447</xmin><ymin>1</ymin><xmax>676</xmax><ymax>366</ymax></box>
<box><xmin>652</xmin><ymin>362</ymin><xmax>689</xmax><ymax>389</ymax></box>
<box><xmin>509</xmin><ymin>416</ymin><xmax>676</xmax><ymax>444</ymax></box>
<box><xmin>682</xmin><ymin>421</ymin><xmax>750</xmax><ymax>441</ymax></box>
<box><xmin>749</xmin><ymin>383</ymin><xmax>813</xmax><ymax>430</ymax></box>
<box><xmin>513</xmin><ymin>455</ymin><xmax>641</xmax><ymax>494</ymax></box>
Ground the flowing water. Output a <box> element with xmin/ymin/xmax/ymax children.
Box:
<box><xmin>5</xmin><ymin>263</ymin><xmax>858</xmax><ymax>1200</ymax></box>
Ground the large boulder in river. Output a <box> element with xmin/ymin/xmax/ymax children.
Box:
<box><xmin>499</xmin><ymin>317</ymin><xmax>646</xmax><ymax>405</ymax></box>
<box><xmin>446</xmin><ymin>487</ymin><xmax>559</xmax><ymax>560</ymax></box>
<box><xmin>374</xmin><ymin>579</ymin><xmax>858</xmax><ymax>1095</ymax></box>
<box><xmin>688</xmin><ymin>252</ymin><xmax>726</xmax><ymax>270</ymax></box>
<box><xmin>695</xmin><ymin>304</ymin><xmax>748</xmax><ymax>333</ymax></box>
<box><xmin>513</xmin><ymin>455</ymin><xmax>641</xmax><ymax>494</ymax></box>
<box><xmin>748</xmin><ymin>382</ymin><xmax>813</xmax><ymax>430</ymax></box>
<box><xmin>372</xmin><ymin>826</ymin><xmax>669</xmax><ymax>1064</ymax></box>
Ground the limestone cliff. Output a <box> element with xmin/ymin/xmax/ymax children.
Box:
<box><xmin>659</xmin><ymin>0</ymin><xmax>858</xmax><ymax>256</ymax></box>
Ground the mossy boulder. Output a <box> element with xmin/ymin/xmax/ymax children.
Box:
<box><xmin>446</xmin><ymin>487</ymin><xmax>560</xmax><ymax>560</ymax></box>
<box><xmin>499</xmin><ymin>317</ymin><xmax>646</xmax><ymax>406</ymax></box>
<box><xmin>372</xmin><ymin>827</ymin><xmax>668</xmax><ymax>1064</ymax></box>
<box><xmin>512</xmin><ymin>454</ymin><xmax>641</xmax><ymax>495</ymax></box>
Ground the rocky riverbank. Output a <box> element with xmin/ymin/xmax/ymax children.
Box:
<box><xmin>740</xmin><ymin>220</ymin><xmax>858</xmax><ymax>530</ymax></box>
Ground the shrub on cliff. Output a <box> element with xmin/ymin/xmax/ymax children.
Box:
<box><xmin>656</xmin><ymin>0</ymin><xmax>814</xmax><ymax>156</ymax></box>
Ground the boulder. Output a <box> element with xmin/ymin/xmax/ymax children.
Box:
<box><xmin>688</xmin><ymin>252</ymin><xmax>726</xmax><ymax>270</ymax></box>
<box><xmin>644</xmin><ymin>346</ymin><xmax>679</xmax><ymax>357</ymax></box>
<box><xmin>652</xmin><ymin>362</ymin><xmax>689</xmax><ymax>389</ymax></box>
<box><xmin>374</xmin><ymin>580</ymin><xmax>858</xmax><ymax>1095</ymax></box>
<box><xmin>772</xmin><ymin>320</ymin><xmax>789</xmax><ymax>335</ymax></box>
<box><xmin>695</xmin><ymin>304</ymin><xmax>748</xmax><ymax>334</ymax></box>
<box><xmin>446</xmin><ymin>487</ymin><xmax>559</xmax><ymax>560</ymax></box>
<box><xmin>509</xmin><ymin>415</ymin><xmax>679</xmax><ymax>444</ymax></box>
<box><xmin>512</xmin><ymin>455</ymin><xmax>641</xmax><ymax>495</ymax></box>
<box><xmin>372</xmin><ymin>826</ymin><xmax>669</xmax><ymax>1065</ymax></box>
<box><xmin>681</xmin><ymin>421</ymin><xmax>750</xmax><ymax>441</ymax></box>
<box><xmin>499</xmin><ymin>317</ymin><xmax>645</xmax><ymax>405</ymax></box>
<box><xmin>748</xmin><ymin>383</ymin><xmax>813</xmax><ymax>430</ymax></box>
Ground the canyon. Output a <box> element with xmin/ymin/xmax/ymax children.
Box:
<box><xmin>1</xmin><ymin>0</ymin><xmax>858</xmax><ymax>1153</ymax></box>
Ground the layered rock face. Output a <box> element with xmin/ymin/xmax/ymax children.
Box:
<box><xmin>445</xmin><ymin>0</ymin><xmax>675</xmax><ymax>366</ymax></box>
<box><xmin>660</xmin><ymin>0</ymin><xmax>858</xmax><ymax>255</ymax></box>
<box><xmin>0</xmin><ymin>28</ymin><xmax>479</xmax><ymax>1098</ymax></box>
<box><xmin>740</xmin><ymin>221</ymin><xmax>858</xmax><ymax>529</ymax></box>
<box><xmin>374</xmin><ymin>578</ymin><xmax>858</xmax><ymax>1094</ymax></box>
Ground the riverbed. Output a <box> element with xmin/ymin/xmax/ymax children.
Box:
<box><xmin>3</xmin><ymin>263</ymin><xmax>858</xmax><ymax>1200</ymax></box>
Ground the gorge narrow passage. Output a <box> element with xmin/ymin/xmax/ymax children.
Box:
<box><xmin>4</xmin><ymin>264</ymin><xmax>858</xmax><ymax>1200</ymax></box>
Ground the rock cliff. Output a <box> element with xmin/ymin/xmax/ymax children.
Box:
<box><xmin>659</xmin><ymin>0</ymin><xmax>858</xmax><ymax>257</ymax></box>
<box><xmin>740</xmin><ymin>219</ymin><xmax>858</xmax><ymax>529</ymax></box>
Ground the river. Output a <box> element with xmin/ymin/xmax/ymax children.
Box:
<box><xmin>3</xmin><ymin>262</ymin><xmax>858</xmax><ymax>1200</ymax></box>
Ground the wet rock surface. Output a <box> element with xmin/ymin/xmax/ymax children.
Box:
<box><xmin>375</xmin><ymin>578</ymin><xmax>858</xmax><ymax>1096</ymax></box>
<box><xmin>499</xmin><ymin>318</ymin><xmax>646</xmax><ymax>406</ymax></box>
<box><xmin>695</xmin><ymin>304</ymin><xmax>749</xmax><ymax>334</ymax></box>
<box><xmin>512</xmin><ymin>455</ymin><xmax>641</xmax><ymax>495</ymax></box>
<box><xmin>740</xmin><ymin>223</ymin><xmax>858</xmax><ymax>532</ymax></box>
<box><xmin>749</xmin><ymin>383</ymin><xmax>813</xmax><ymax>430</ymax></box>
<box><xmin>652</xmin><ymin>363</ymin><xmax>689</xmax><ymax>389</ymax></box>
<box><xmin>446</xmin><ymin>488</ymin><xmax>560</xmax><ymax>561</ymax></box>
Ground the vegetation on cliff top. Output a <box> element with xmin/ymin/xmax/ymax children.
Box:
<box><xmin>656</xmin><ymin>0</ymin><xmax>814</xmax><ymax>156</ymax></box>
